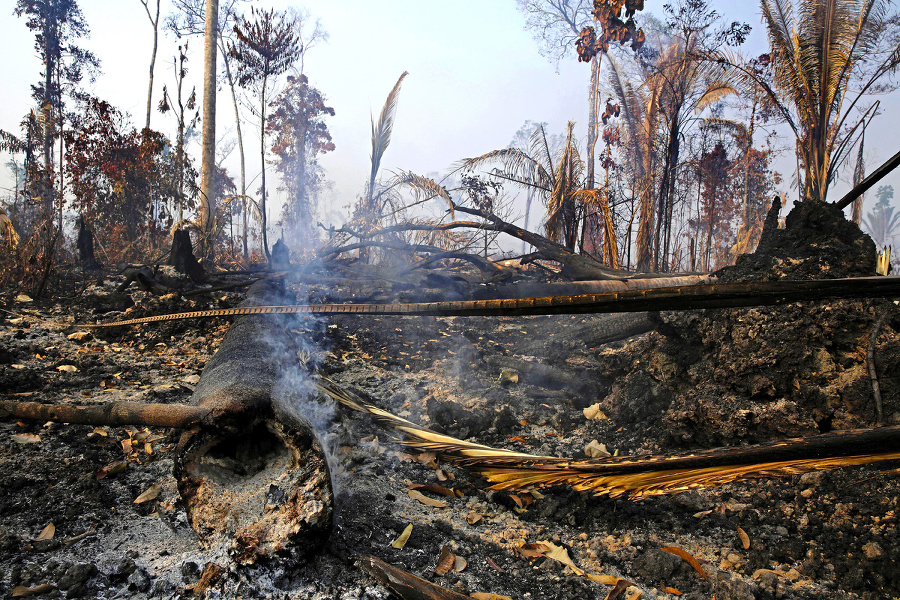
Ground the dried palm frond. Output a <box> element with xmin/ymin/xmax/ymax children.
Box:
<box><xmin>318</xmin><ymin>376</ymin><xmax>900</xmax><ymax>499</ymax></box>
<box><xmin>367</xmin><ymin>72</ymin><xmax>409</xmax><ymax>211</ymax></box>
<box><xmin>0</xmin><ymin>207</ymin><xmax>20</xmax><ymax>248</ymax></box>
<box><xmin>387</xmin><ymin>170</ymin><xmax>455</xmax><ymax>219</ymax></box>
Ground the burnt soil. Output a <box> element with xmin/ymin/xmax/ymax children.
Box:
<box><xmin>1</xmin><ymin>201</ymin><xmax>900</xmax><ymax>600</ymax></box>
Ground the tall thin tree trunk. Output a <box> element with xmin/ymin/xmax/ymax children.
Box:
<box><xmin>218</xmin><ymin>39</ymin><xmax>248</xmax><ymax>259</ymax></box>
<box><xmin>260</xmin><ymin>80</ymin><xmax>270</xmax><ymax>259</ymax></box>
<box><xmin>142</xmin><ymin>0</ymin><xmax>160</xmax><ymax>131</ymax></box>
<box><xmin>199</xmin><ymin>0</ymin><xmax>220</xmax><ymax>261</ymax></box>
<box><xmin>586</xmin><ymin>55</ymin><xmax>601</xmax><ymax>189</ymax></box>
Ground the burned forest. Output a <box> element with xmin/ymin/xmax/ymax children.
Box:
<box><xmin>2</xmin><ymin>1</ymin><xmax>900</xmax><ymax>599</ymax></box>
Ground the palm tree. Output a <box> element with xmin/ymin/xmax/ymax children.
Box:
<box><xmin>716</xmin><ymin>0</ymin><xmax>900</xmax><ymax>203</ymax></box>
<box><xmin>862</xmin><ymin>199</ymin><xmax>900</xmax><ymax>249</ymax></box>
<box><xmin>460</xmin><ymin>122</ymin><xmax>614</xmax><ymax>260</ymax></box>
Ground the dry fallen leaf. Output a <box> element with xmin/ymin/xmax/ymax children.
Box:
<box><xmin>391</xmin><ymin>524</ymin><xmax>413</xmax><ymax>550</ymax></box>
<box><xmin>465</xmin><ymin>511</ymin><xmax>483</xmax><ymax>525</ymax></box>
<box><xmin>67</xmin><ymin>331</ymin><xmax>91</xmax><ymax>341</ymax></box>
<box><xmin>536</xmin><ymin>540</ymin><xmax>585</xmax><ymax>576</ymax></box>
<box><xmin>661</xmin><ymin>547</ymin><xmax>708</xmax><ymax>580</ymax></box>
<box><xmin>625</xmin><ymin>591</ymin><xmax>643</xmax><ymax>600</ymax></box>
<box><xmin>586</xmin><ymin>573</ymin><xmax>621</xmax><ymax>585</ymax></box>
<box><xmin>407</xmin><ymin>489</ymin><xmax>446</xmax><ymax>508</ymax></box>
<box><xmin>583</xmin><ymin>403</ymin><xmax>608</xmax><ymax>420</ymax></box>
<box><xmin>36</xmin><ymin>523</ymin><xmax>55</xmax><ymax>540</ymax></box>
<box><xmin>96</xmin><ymin>461</ymin><xmax>128</xmax><ymax>480</ymax></box>
<box><xmin>604</xmin><ymin>579</ymin><xmax>633</xmax><ymax>600</ymax></box>
<box><xmin>585</xmin><ymin>439</ymin><xmax>611</xmax><ymax>458</ymax></box>
<box><xmin>12</xmin><ymin>584</ymin><xmax>55</xmax><ymax>597</ymax></box>
<box><xmin>134</xmin><ymin>484</ymin><xmax>162</xmax><ymax>504</ymax></box>
<box><xmin>409</xmin><ymin>483</ymin><xmax>457</xmax><ymax>497</ymax></box>
<box><xmin>470</xmin><ymin>594</ymin><xmax>513</xmax><ymax>600</ymax></box>
<box><xmin>453</xmin><ymin>555</ymin><xmax>467</xmax><ymax>572</ymax></box>
<box><xmin>15</xmin><ymin>294</ymin><xmax>33</xmax><ymax>302</ymax></box>
<box><xmin>91</xmin><ymin>428</ymin><xmax>108</xmax><ymax>437</ymax></box>
<box><xmin>737</xmin><ymin>526</ymin><xmax>751</xmax><ymax>550</ymax></box>
<box><xmin>56</xmin><ymin>365</ymin><xmax>78</xmax><ymax>373</ymax></box>
<box><xmin>435</xmin><ymin>545</ymin><xmax>455</xmax><ymax>576</ymax></box>
<box><xmin>498</xmin><ymin>369</ymin><xmax>519</xmax><ymax>385</ymax></box>
<box><xmin>661</xmin><ymin>586</ymin><xmax>682</xmax><ymax>595</ymax></box>
<box><xmin>11</xmin><ymin>433</ymin><xmax>40</xmax><ymax>444</ymax></box>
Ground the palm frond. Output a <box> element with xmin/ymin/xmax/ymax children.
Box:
<box><xmin>388</xmin><ymin>170</ymin><xmax>455</xmax><ymax>218</ymax></box>
<box><xmin>368</xmin><ymin>72</ymin><xmax>409</xmax><ymax>204</ymax></box>
<box><xmin>0</xmin><ymin>129</ymin><xmax>25</xmax><ymax>154</ymax></box>
<box><xmin>317</xmin><ymin>376</ymin><xmax>900</xmax><ymax>500</ymax></box>
<box><xmin>694</xmin><ymin>81</ymin><xmax>737</xmax><ymax>113</ymax></box>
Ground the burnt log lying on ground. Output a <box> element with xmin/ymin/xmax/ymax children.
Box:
<box><xmin>174</xmin><ymin>278</ymin><xmax>332</xmax><ymax>564</ymax></box>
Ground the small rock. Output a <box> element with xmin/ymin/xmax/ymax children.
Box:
<box><xmin>632</xmin><ymin>548</ymin><xmax>682</xmax><ymax>581</ymax></box>
<box><xmin>775</xmin><ymin>526</ymin><xmax>789</xmax><ymax>536</ymax></box>
<box><xmin>799</xmin><ymin>471</ymin><xmax>825</xmax><ymax>487</ymax></box>
<box><xmin>57</xmin><ymin>563</ymin><xmax>97</xmax><ymax>591</ymax></box>
<box><xmin>862</xmin><ymin>541</ymin><xmax>884</xmax><ymax>560</ymax></box>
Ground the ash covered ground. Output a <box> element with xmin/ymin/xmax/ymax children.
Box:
<box><xmin>1</xmin><ymin>200</ymin><xmax>899</xmax><ymax>600</ymax></box>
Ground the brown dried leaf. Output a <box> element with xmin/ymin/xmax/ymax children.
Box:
<box><xmin>134</xmin><ymin>484</ymin><xmax>162</xmax><ymax>504</ymax></box>
<box><xmin>737</xmin><ymin>526</ymin><xmax>751</xmax><ymax>550</ymax></box>
<box><xmin>604</xmin><ymin>579</ymin><xmax>633</xmax><ymax>600</ymax></box>
<box><xmin>517</xmin><ymin>542</ymin><xmax>549</xmax><ymax>559</ymax></box>
<box><xmin>465</xmin><ymin>511</ymin><xmax>483</xmax><ymax>525</ymax></box>
<box><xmin>91</xmin><ymin>428</ymin><xmax>108</xmax><ymax>437</ymax></box>
<box><xmin>661</xmin><ymin>586</ymin><xmax>682</xmax><ymax>595</ymax></box>
<box><xmin>586</xmin><ymin>573</ymin><xmax>621</xmax><ymax>585</ymax></box>
<box><xmin>470</xmin><ymin>594</ymin><xmax>513</xmax><ymax>600</ymax></box>
<box><xmin>661</xmin><ymin>547</ymin><xmax>708</xmax><ymax>580</ymax></box>
<box><xmin>415</xmin><ymin>452</ymin><xmax>438</xmax><ymax>469</ymax></box>
<box><xmin>36</xmin><ymin>523</ymin><xmax>55</xmax><ymax>540</ymax></box>
<box><xmin>435</xmin><ymin>545</ymin><xmax>455</xmax><ymax>576</ymax></box>
<box><xmin>11</xmin><ymin>433</ymin><xmax>40</xmax><ymax>444</ymax></box>
<box><xmin>410</xmin><ymin>483</ymin><xmax>457</xmax><ymax>497</ymax></box>
<box><xmin>12</xmin><ymin>584</ymin><xmax>55</xmax><ymax>597</ymax></box>
<box><xmin>391</xmin><ymin>524</ymin><xmax>413</xmax><ymax>550</ymax></box>
<box><xmin>67</xmin><ymin>331</ymin><xmax>91</xmax><ymax>341</ymax></box>
<box><xmin>625</xmin><ymin>591</ymin><xmax>643</xmax><ymax>600</ymax></box>
<box><xmin>408</xmin><ymin>489</ymin><xmax>446</xmax><ymax>508</ymax></box>
<box><xmin>96</xmin><ymin>461</ymin><xmax>128</xmax><ymax>480</ymax></box>
<box><xmin>120</xmin><ymin>438</ymin><xmax>133</xmax><ymax>454</ymax></box>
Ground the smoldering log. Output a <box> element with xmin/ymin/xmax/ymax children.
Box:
<box><xmin>174</xmin><ymin>278</ymin><xmax>333</xmax><ymax>564</ymax></box>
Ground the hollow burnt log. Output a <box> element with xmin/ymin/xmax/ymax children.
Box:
<box><xmin>174</xmin><ymin>278</ymin><xmax>333</xmax><ymax>565</ymax></box>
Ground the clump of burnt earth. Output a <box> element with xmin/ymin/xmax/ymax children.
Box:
<box><xmin>622</xmin><ymin>198</ymin><xmax>896</xmax><ymax>447</ymax></box>
<box><xmin>717</xmin><ymin>197</ymin><xmax>877</xmax><ymax>282</ymax></box>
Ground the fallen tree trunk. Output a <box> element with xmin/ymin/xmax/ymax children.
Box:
<box><xmin>174</xmin><ymin>278</ymin><xmax>333</xmax><ymax>564</ymax></box>
<box><xmin>80</xmin><ymin>276</ymin><xmax>900</xmax><ymax>329</ymax></box>
<box><xmin>0</xmin><ymin>400</ymin><xmax>209</xmax><ymax>428</ymax></box>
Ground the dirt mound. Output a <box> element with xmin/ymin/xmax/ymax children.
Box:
<box><xmin>719</xmin><ymin>198</ymin><xmax>876</xmax><ymax>282</ymax></box>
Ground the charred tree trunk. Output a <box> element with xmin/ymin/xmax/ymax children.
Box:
<box><xmin>174</xmin><ymin>279</ymin><xmax>332</xmax><ymax>563</ymax></box>
<box><xmin>170</xmin><ymin>228</ymin><xmax>207</xmax><ymax>283</ymax></box>
<box><xmin>76</xmin><ymin>217</ymin><xmax>102</xmax><ymax>271</ymax></box>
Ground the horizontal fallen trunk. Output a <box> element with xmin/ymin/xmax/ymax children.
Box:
<box><xmin>0</xmin><ymin>400</ymin><xmax>209</xmax><ymax>428</ymax></box>
<box><xmin>79</xmin><ymin>276</ymin><xmax>900</xmax><ymax>328</ymax></box>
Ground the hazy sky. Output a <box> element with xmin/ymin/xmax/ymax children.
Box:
<box><xmin>2</xmin><ymin>0</ymin><xmax>898</xmax><ymax>232</ymax></box>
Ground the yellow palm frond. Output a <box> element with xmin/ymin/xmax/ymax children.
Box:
<box><xmin>318</xmin><ymin>376</ymin><xmax>900</xmax><ymax>500</ymax></box>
